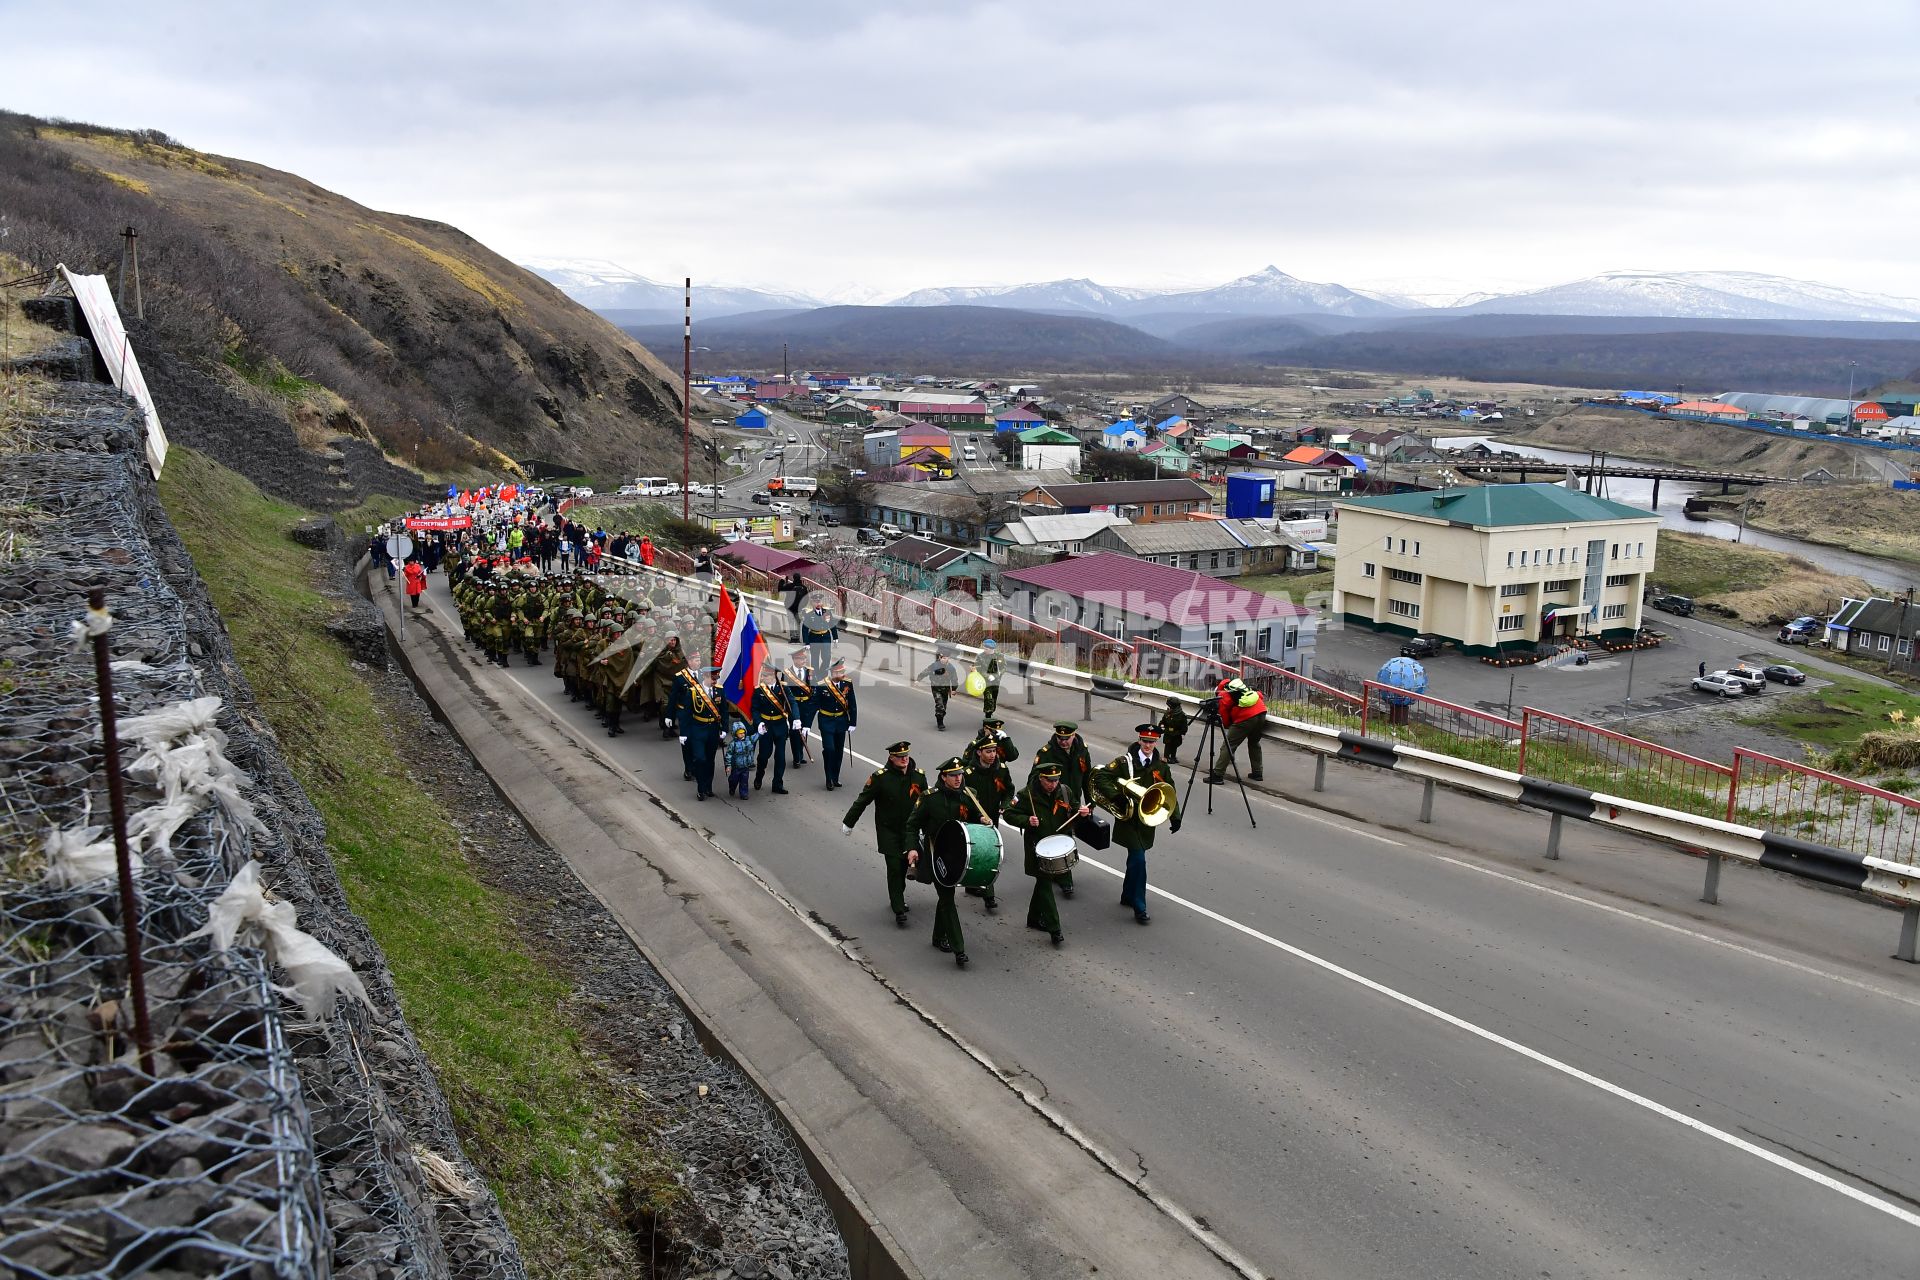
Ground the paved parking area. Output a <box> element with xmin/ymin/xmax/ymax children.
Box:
<box><xmin>1309</xmin><ymin>614</ymin><xmax>1826</xmax><ymax>726</ymax></box>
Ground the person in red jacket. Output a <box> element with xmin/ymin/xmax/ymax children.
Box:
<box><xmin>403</xmin><ymin>559</ymin><xmax>428</xmax><ymax>609</ymax></box>
<box><xmin>1206</xmin><ymin>676</ymin><xmax>1268</xmax><ymax>783</ymax></box>
<box><xmin>639</xmin><ymin>536</ymin><xmax>655</xmax><ymax>567</ymax></box>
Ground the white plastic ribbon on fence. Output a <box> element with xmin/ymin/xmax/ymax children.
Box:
<box><xmin>187</xmin><ymin>861</ymin><xmax>369</xmax><ymax>1019</ymax></box>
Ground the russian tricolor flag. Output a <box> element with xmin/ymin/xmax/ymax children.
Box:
<box><xmin>714</xmin><ymin>588</ymin><xmax>768</xmax><ymax>715</ymax></box>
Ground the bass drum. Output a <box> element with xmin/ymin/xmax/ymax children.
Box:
<box><xmin>1034</xmin><ymin>834</ymin><xmax>1078</xmax><ymax>876</ymax></box>
<box><xmin>933</xmin><ymin>820</ymin><xmax>1003</xmax><ymax>889</ymax></box>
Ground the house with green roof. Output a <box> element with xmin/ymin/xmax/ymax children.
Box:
<box><xmin>1332</xmin><ymin>484</ymin><xmax>1661</xmax><ymax>654</ymax></box>
<box><xmin>1016</xmin><ymin>425</ymin><xmax>1082</xmax><ymax>472</ymax></box>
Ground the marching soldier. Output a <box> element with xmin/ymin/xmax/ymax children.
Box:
<box><xmin>517</xmin><ymin>583</ymin><xmax>547</xmax><ymax>665</ymax></box>
<box><xmin>963</xmin><ymin>717</ymin><xmax>1020</xmax><ymax>768</ymax></box>
<box><xmin>906</xmin><ymin>757</ymin><xmax>986</xmax><ymax>969</ymax></box>
<box><xmin>973</xmin><ymin>638</ymin><xmax>1005</xmax><ymax>719</ymax></box>
<box><xmin>1091</xmin><ymin>723</ymin><xmax>1182</xmax><ymax>925</ymax></box>
<box><xmin>642</xmin><ymin>635</ymin><xmax>690</xmax><ymax>738</ymax></box>
<box><xmin>781</xmin><ymin>650</ymin><xmax>814</xmax><ymax>767</ymax></box>
<box><xmin>487</xmin><ymin>586</ymin><xmax>515</xmax><ymax>667</ymax></box>
<box><xmin>841</xmin><ymin>740</ymin><xmax>927</xmax><ymax>929</ymax></box>
<box><xmin>915</xmin><ymin>647</ymin><xmax>962</xmax><ymax>731</ymax></box>
<box><xmin>749</xmin><ymin>669</ymin><xmax>795</xmax><ymax>794</ymax></box>
<box><xmin>1028</xmin><ymin>721</ymin><xmax>1093</xmax><ymax>899</ymax></box>
<box><xmin>599</xmin><ymin>616</ymin><xmax>636</xmax><ymax>737</ymax></box>
<box><xmin>674</xmin><ymin>665</ymin><xmax>728</xmax><ymax>801</ymax></box>
<box><xmin>1004</xmin><ymin>762</ymin><xmax>1090</xmax><ymax>946</ymax></box>
<box><xmin>961</xmin><ymin>734</ymin><xmax>1015</xmax><ymax>912</ymax></box>
<box><xmin>812</xmin><ymin>658</ymin><xmax>857</xmax><ymax>791</ymax></box>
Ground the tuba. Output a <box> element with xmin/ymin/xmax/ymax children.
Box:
<box><xmin>1096</xmin><ymin>777</ymin><xmax>1177</xmax><ymax>828</ymax></box>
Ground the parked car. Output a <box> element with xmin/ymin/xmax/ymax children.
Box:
<box><xmin>616</xmin><ymin>485</ymin><xmax>641</xmax><ymax>496</ymax></box>
<box><xmin>850</xmin><ymin>468</ymin><xmax>868</xmax><ymax>478</ymax></box>
<box><xmin>818</xmin><ymin>513</ymin><xmax>841</xmax><ymax>526</ymax></box>
<box><xmin>1399</xmin><ymin>635</ymin><xmax>1444</xmax><ymax>658</ymax></box>
<box><xmin>1777</xmin><ymin>618</ymin><xmax>1819</xmax><ymax>644</ymax></box>
<box><xmin>1720</xmin><ymin>666</ymin><xmax>1767</xmax><ymax>694</ymax></box>
<box><xmin>751</xmin><ymin>491</ymin><xmax>771</xmax><ymax>505</ymax></box>
<box><xmin>1762</xmin><ymin>664</ymin><xmax>1808</xmax><ymax>685</ymax></box>
<box><xmin>1691</xmin><ymin>673</ymin><xmax>1745</xmax><ymax>697</ymax></box>
<box><xmin>1649</xmin><ymin>593</ymin><xmax>1694</xmax><ymax>616</ymax></box>
<box><xmin>878</xmin><ymin>522</ymin><xmax>904</xmax><ymax>540</ymax></box>
<box><xmin>856</xmin><ymin>527</ymin><xmax>886</xmax><ymax>545</ymax></box>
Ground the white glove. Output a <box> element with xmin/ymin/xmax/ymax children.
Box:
<box><xmin>847</xmin><ymin>725</ymin><xmax>856</xmax><ymax>735</ymax></box>
<box><xmin>757</xmin><ymin>724</ymin><xmax>767</xmax><ymax>736</ymax></box>
<box><xmin>841</xmin><ymin>824</ymin><xmax>853</xmax><ymax>836</ymax></box>
<box><xmin>791</xmin><ymin>720</ymin><xmax>801</xmax><ymax>731</ymax></box>
<box><xmin>678</xmin><ymin>735</ymin><xmax>689</xmax><ymax>745</ymax></box>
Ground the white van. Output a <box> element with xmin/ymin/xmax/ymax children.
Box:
<box><xmin>631</xmin><ymin>476</ymin><xmax>677</xmax><ymax>496</ymax></box>
<box><xmin>961</xmin><ymin>445</ymin><xmax>978</xmax><ymax>460</ymax></box>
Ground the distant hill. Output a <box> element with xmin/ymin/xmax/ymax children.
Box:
<box><xmin>1164</xmin><ymin>316</ymin><xmax>1320</xmax><ymax>356</ymax></box>
<box><xmin>884</xmin><ymin>264</ymin><xmax>1409</xmax><ymax>320</ymax></box>
<box><xmin>524</xmin><ymin>258</ymin><xmax>824</xmax><ymax>319</ymax></box>
<box><xmin>1252</xmin><ymin>328</ymin><xmax>1920</xmax><ymax>396</ymax></box>
<box><xmin>888</xmin><ymin>277</ymin><xmax>1164</xmax><ymax>312</ymax></box>
<box><xmin>0</xmin><ymin>112</ymin><xmax>686</xmax><ymax>489</ymax></box>
<box><xmin>1459</xmin><ymin>270</ymin><xmax>1920</xmax><ymax>322</ymax></box>
<box><xmin>621</xmin><ymin>305</ymin><xmax>1192</xmax><ymax>375</ymax></box>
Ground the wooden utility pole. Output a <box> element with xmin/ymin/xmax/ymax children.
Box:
<box><xmin>117</xmin><ymin>227</ymin><xmax>143</xmax><ymax>320</ymax></box>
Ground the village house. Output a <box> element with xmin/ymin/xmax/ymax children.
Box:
<box><xmin>1101</xmin><ymin>419</ymin><xmax>1148</xmax><ymax>451</ymax></box>
<box><xmin>1826</xmin><ymin>597</ymin><xmax>1920</xmax><ymax>670</ymax></box>
<box><xmin>1140</xmin><ymin>440</ymin><xmax>1192</xmax><ymax>475</ymax></box>
<box><xmin>862</xmin><ymin>482</ymin><xmax>988</xmax><ymax>544</ymax></box>
<box><xmin>1083</xmin><ymin>517</ymin><xmax>1308</xmax><ymax>578</ymax></box>
<box><xmin>999</xmin><ymin>552</ymin><xmax>1315</xmax><ymax>670</ymax></box>
<box><xmin>1333</xmin><ymin>484</ymin><xmax>1661</xmax><ymax>654</ymax></box>
<box><xmin>877</xmin><ymin>535</ymin><xmax>999</xmax><ymax>596</ymax></box>
<box><xmin>1017</xmin><ymin>426</ymin><xmax>1083</xmax><ymax>472</ymax></box>
<box><xmin>1021</xmin><ymin>478</ymin><xmax>1214</xmax><ymax>523</ymax></box>
<box><xmin>994</xmin><ymin>403</ymin><xmax>1049</xmax><ymax>434</ymax></box>
<box><xmin>1147</xmin><ymin>393</ymin><xmax>1212</xmax><ymax>423</ymax></box>
<box><xmin>900</xmin><ymin>401</ymin><xmax>991</xmax><ymax>428</ymax></box>
<box><xmin>982</xmin><ymin>512</ymin><xmax>1131</xmax><ymax>564</ymax></box>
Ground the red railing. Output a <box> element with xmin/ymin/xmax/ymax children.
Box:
<box><xmin>930</xmin><ymin>593</ymin><xmax>991</xmax><ymax>641</ymax></box>
<box><xmin>1131</xmin><ymin>639</ymin><xmax>1238</xmax><ymax>693</ymax></box>
<box><xmin>841</xmin><ymin>586</ymin><xmax>883</xmax><ymax>626</ymax></box>
<box><xmin>1362</xmin><ymin>684</ymin><xmax>1522</xmax><ymax>769</ymax></box>
<box><xmin>1519</xmin><ymin>708</ymin><xmax>1734</xmax><ymax>820</ymax></box>
<box><xmin>1239</xmin><ymin>657</ymin><xmax>1362</xmax><ymax>729</ymax></box>
<box><xmin>1730</xmin><ymin>749</ymin><xmax>1920</xmax><ymax>867</ymax></box>
<box><xmin>1057</xmin><ymin>622</ymin><xmax>1133</xmax><ymax>678</ymax></box>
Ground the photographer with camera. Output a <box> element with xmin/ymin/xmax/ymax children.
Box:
<box><xmin>1205</xmin><ymin>676</ymin><xmax>1268</xmax><ymax>785</ymax></box>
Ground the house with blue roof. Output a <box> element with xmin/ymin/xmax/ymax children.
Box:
<box><xmin>735</xmin><ymin>406</ymin><xmax>770</xmax><ymax>430</ymax></box>
<box><xmin>1101</xmin><ymin>419</ymin><xmax>1147</xmax><ymax>451</ymax></box>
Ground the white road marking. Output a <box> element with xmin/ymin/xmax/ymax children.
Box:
<box><xmin>429</xmin><ymin>590</ymin><xmax>1920</xmax><ymax>1229</ymax></box>
<box><xmin>1424</xmin><ymin>852</ymin><xmax>1920</xmax><ymax>1012</ymax></box>
<box><xmin>1066</xmin><ymin>857</ymin><xmax>1920</xmax><ymax>1232</ymax></box>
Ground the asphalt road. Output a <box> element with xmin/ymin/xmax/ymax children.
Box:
<box><xmin>411</xmin><ymin>589</ymin><xmax>1920</xmax><ymax>1278</ymax></box>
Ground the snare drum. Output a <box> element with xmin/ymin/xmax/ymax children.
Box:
<box><xmin>1033</xmin><ymin>834</ymin><xmax>1078</xmax><ymax>877</ymax></box>
<box><xmin>933</xmin><ymin>821</ymin><xmax>1004</xmax><ymax>889</ymax></box>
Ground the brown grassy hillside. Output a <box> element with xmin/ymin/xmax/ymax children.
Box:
<box><xmin>1741</xmin><ymin>484</ymin><xmax>1920</xmax><ymax>566</ymax></box>
<box><xmin>0</xmin><ymin>113</ymin><xmax>683</xmax><ymax>482</ymax></box>
<box><xmin>1503</xmin><ymin>407</ymin><xmax>1884</xmax><ymax>479</ymax></box>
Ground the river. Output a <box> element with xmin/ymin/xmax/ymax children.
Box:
<box><xmin>1441</xmin><ymin>435</ymin><xmax>1920</xmax><ymax>592</ymax></box>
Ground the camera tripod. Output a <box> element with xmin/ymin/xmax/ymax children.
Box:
<box><xmin>1179</xmin><ymin>701</ymin><xmax>1257</xmax><ymax>828</ymax></box>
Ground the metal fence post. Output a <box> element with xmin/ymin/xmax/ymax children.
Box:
<box><xmin>1419</xmin><ymin>778</ymin><xmax>1435</xmax><ymax>823</ymax></box>
<box><xmin>1516</xmin><ymin>709</ymin><xmax>1531</xmax><ymax>775</ymax></box>
<box><xmin>1313</xmin><ymin>753</ymin><xmax>1326</xmax><ymax>792</ymax></box>
<box><xmin>1545</xmin><ymin>812</ymin><xmax>1563</xmax><ymax>860</ymax></box>
<box><xmin>1898</xmin><ymin>904</ymin><xmax>1919</xmax><ymax>964</ymax></box>
<box><xmin>1361</xmin><ymin>683</ymin><xmax>1372</xmax><ymax>738</ymax></box>
<box><xmin>1701</xmin><ymin>852</ymin><xmax>1722</xmax><ymax>905</ymax></box>
<box><xmin>1083</xmin><ymin>689</ymin><xmax>1093</xmax><ymax>719</ymax></box>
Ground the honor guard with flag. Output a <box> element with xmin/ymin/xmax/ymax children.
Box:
<box><xmin>812</xmin><ymin>658</ymin><xmax>857</xmax><ymax>790</ymax></box>
<box><xmin>1028</xmin><ymin>721</ymin><xmax>1093</xmax><ymax>898</ymax></box>
<box><xmin>906</xmin><ymin>757</ymin><xmax>984</xmax><ymax>968</ymax></box>
<box><xmin>1004</xmin><ymin>762</ymin><xmax>1089</xmax><ymax>946</ymax></box>
<box><xmin>781</xmin><ymin>650</ymin><xmax>814</xmax><ymax>767</ymax></box>
<box><xmin>749</xmin><ymin>670</ymin><xmax>794</xmax><ymax>794</ymax></box>
<box><xmin>669</xmin><ymin>665</ymin><xmax>727</xmax><ymax>798</ymax></box>
<box><xmin>842</xmin><ymin>740</ymin><xmax>926</xmax><ymax>928</ymax></box>
<box><xmin>1092</xmin><ymin>723</ymin><xmax>1182</xmax><ymax>925</ymax></box>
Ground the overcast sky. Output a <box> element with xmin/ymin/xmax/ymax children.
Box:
<box><xmin>9</xmin><ymin>0</ymin><xmax>1919</xmax><ymax>301</ymax></box>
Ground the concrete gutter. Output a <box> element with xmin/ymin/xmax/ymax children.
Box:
<box><xmin>359</xmin><ymin>563</ymin><xmax>1248</xmax><ymax>1280</ymax></box>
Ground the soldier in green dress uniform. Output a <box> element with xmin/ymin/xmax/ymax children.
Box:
<box><xmin>1004</xmin><ymin>762</ymin><xmax>1090</xmax><ymax>946</ymax></box>
<box><xmin>961</xmin><ymin>735</ymin><xmax>1016</xmax><ymax>912</ymax></box>
<box><xmin>906</xmin><ymin>757</ymin><xmax>987</xmax><ymax>968</ymax></box>
<box><xmin>841</xmin><ymin>741</ymin><xmax>927</xmax><ymax>928</ymax></box>
<box><xmin>1091</xmin><ymin>723</ymin><xmax>1182</xmax><ymax>926</ymax></box>
<box><xmin>1028</xmin><ymin>721</ymin><xmax>1094</xmax><ymax>898</ymax></box>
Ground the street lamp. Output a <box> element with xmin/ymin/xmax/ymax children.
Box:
<box><xmin>1846</xmin><ymin>360</ymin><xmax>1858</xmax><ymax>434</ymax></box>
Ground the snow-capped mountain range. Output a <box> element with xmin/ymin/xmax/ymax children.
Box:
<box><xmin>530</xmin><ymin>256</ymin><xmax>1920</xmax><ymax>325</ymax></box>
<box><xmin>523</xmin><ymin>258</ymin><xmax>824</xmax><ymax>317</ymax></box>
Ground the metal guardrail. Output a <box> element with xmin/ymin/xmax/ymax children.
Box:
<box><xmin>611</xmin><ymin>562</ymin><xmax>1920</xmax><ymax>962</ymax></box>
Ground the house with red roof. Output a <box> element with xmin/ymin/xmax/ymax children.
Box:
<box><xmin>999</xmin><ymin>551</ymin><xmax>1315</xmax><ymax>669</ymax></box>
<box><xmin>714</xmin><ymin>541</ymin><xmax>821</xmax><ymax>578</ymax></box>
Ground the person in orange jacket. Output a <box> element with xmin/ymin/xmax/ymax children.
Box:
<box><xmin>402</xmin><ymin>559</ymin><xmax>428</xmax><ymax>609</ymax></box>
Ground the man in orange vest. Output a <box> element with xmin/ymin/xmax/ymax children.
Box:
<box><xmin>1206</xmin><ymin>676</ymin><xmax>1268</xmax><ymax>784</ymax></box>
